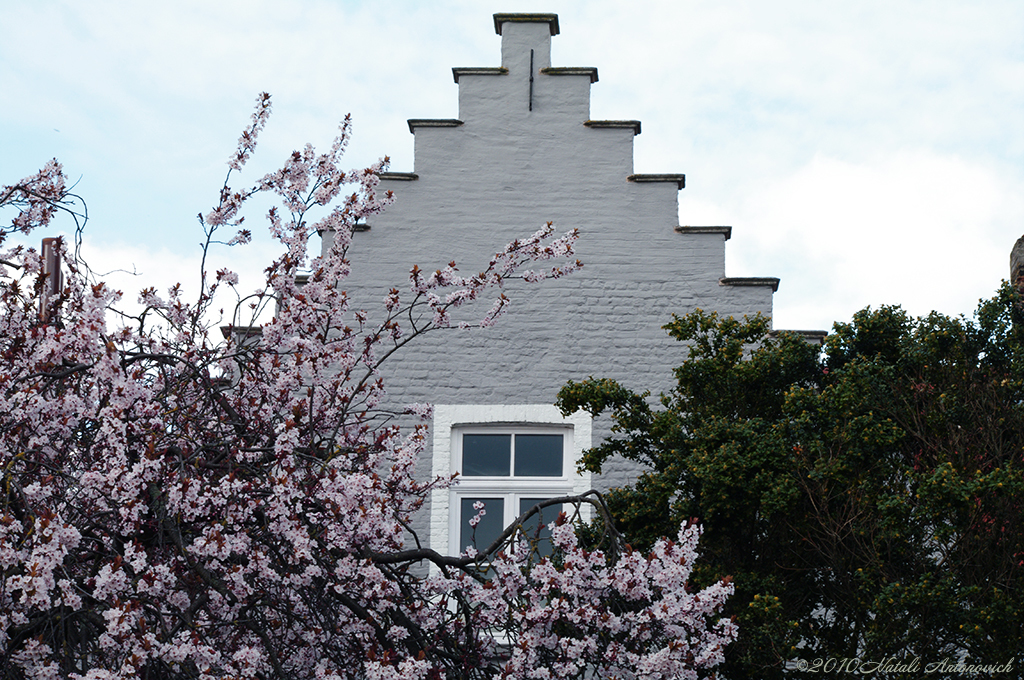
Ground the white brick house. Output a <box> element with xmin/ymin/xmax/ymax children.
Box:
<box><xmin>327</xmin><ymin>13</ymin><xmax>816</xmax><ymax>557</ymax></box>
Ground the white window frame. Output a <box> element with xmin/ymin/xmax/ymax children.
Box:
<box><xmin>430</xmin><ymin>405</ymin><xmax>592</xmax><ymax>560</ymax></box>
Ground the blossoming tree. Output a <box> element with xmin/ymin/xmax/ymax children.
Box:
<box><xmin>0</xmin><ymin>94</ymin><xmax>736</xmax><ymax>680</ymax></box>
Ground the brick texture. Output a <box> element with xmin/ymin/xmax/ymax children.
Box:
<box><xmin>324</xmin><ymin>16</ymin><xmax>778</xmax><ymax>551</ymax></box>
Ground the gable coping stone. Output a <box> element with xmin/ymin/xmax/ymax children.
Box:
<box><xmin>493</xmin><ymin>13</ymin><xmax>560</xmax><ymax>35</ymax></box>
<box><xmin>584</xmin><ymin>120</ymin><xmax>641</xmax><ymax>135</ymax></box>
<box><xmin>540</xmin><ymin>66</ymin><xmax>599</xmax><ymax>83</ymax></box>
<box><xmin>407</xmin><ymin>119</ymin><xmax>465</xmax><ymax>133</ymax></box>
<box><xmin>452</xmin><ymin>67</ymin><xmax>508</xmax><ymax>83</ymax></box>
<box><xmin>675</xmin><ymin>226</ymin><xmax>731</xmax><ymax>240</ymax></box>
<box><xmin>628</xmin><ymin>173</ymin><xmax>686</xmax><ymax>189</ymax></box>
<box><xmin>720</xmin><ymin>277</ymin><xmax>780</xmax><ymax>292</ymax></box>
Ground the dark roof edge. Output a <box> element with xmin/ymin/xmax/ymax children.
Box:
<box><xmin>452</xmin><ymin>67</ymin><xmax>508</xmax><ymax>83</ymax></box>
<box><xmin>540</xmin><ymin>66</ymin><xmax>598</xmax><ymax>83</ymax></box>
<box><xmin>769</xmin><ymin>329</ymin><xmax>829</xmax><ymax>342</ymax></box>
<box><xmin>377</xmin><ymin>172</ymin><xmax>419</xmax><ymax>181</ymax></box>
<box><xmin>493</xmin><ymin>13</ymin><xmax>560</xmax><ymax>35</ymax></box>
<box><xmin>584</xmin><ymin>120</ymin><xmax>641</xmax><ymax>135</ymax></box>
<box><xmin>628</xmin><ymin>173</ymin><xmax>685</xmax><ymax>189</ymax></box>
<box><xmin>675</xmin><ymin>226</ymin><xmax>731</xmax><ymax>240</ymax></box>
<box><xmin>407</xmin><ymin>119</ymin><xmax>464</xmax><ymax>133</ymax></box>
<box><xmin>720</xmin><ymin>277</ymin><xmax>780</xmax><ymax>293</ymax></box>
<box><xmin>220</xmin><ymin>325</ymin><xmax>262</xmax><ymax>340</ymax></box>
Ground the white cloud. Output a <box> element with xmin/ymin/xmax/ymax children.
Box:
<box><xmin>77</xmin><ymin>237</ymin><xmax>287</xmax><ymax>329</ymax></box>
<box><xmin>3</xmin><ymin>0</ymin><xmax>1022</xmax><ymax>334</ymax></box>
<box><xmin>722</xmin><ymin>151</ymin><xmax>1022</xmax><ymax>330</ymax></box>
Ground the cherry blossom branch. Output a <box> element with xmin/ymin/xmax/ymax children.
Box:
<box><xmin>0</xmin><ymin>93</ymin><xmax>734</xmax><ymax>680</ymax></box>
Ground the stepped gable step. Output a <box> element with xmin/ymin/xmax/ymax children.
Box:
<box><xmin>452</xmin><ymin>67</ymin><xmax>508</xmax><ymax>83</ymax></box>
<box><xmin>493</xmin><ymin>13</ymin><xmax>560</xmax><ymax>35</ymax></box>
<box><xmin>377</xmin><ymin>172</ymin><xmax>419</xmax><ymax>181</ymax></box>
<box><xmin>220</xmin><ymin>325</ymin><xmax>262</xmax><ymax>340</ymax></box>
<box><xmin>769</xmin><ymin>329</ymin><xmax>829</xmax><ymax>345</ymax></box>
<box><xmin>675</xmin><ymin>226</ymin><xmax>731</xmax><ymax>240</ymax></box>
<box><xmin>628</xmin><ymin>174</ymin><xmax>685</xmax><ymax>189</ymax></box>
<box><xmin>540</xmin><ymin>66</ymin><xmax>598</xmax><ymax>83</ymax></box>
<box><xmin>720</xmin><ymin>277</ymin><xmax>780</xmax><ymax>293</ymax></box>
<box><xmin>407</xmin><ymin>119</ymin><xmax>465</xmax><ymax>133</ymax></box>
<box><xmin>584</xmin><ymin>120</ymin><xmax>641</xmax><ymax>135</ymax></box>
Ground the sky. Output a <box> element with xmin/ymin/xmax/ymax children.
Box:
<box><xmin>2</xmin><ymin>0</ymin><xmax>1022</xmax><ymax>332</ymax></box>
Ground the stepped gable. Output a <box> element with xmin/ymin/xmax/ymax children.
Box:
<box><xmin>369</xmin><ymin>12</ymin><xmax>785</xmax><ymax>312</ymax></box>
<box><xmin>325</xmin><ymin>14</ymin><xmax>824</xmax><ymax>556</ymax></box>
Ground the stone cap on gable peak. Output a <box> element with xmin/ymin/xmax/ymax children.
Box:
<box><xmin>493</xmin><ymin>13</ymin><xmax>560</xmax><ymax>35</ymax></box>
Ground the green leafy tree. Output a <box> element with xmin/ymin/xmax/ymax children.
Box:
<box><xmin>557</xmin><ymin>284</ymin><xmax>1024</xmax><ymax>679</ymax></box>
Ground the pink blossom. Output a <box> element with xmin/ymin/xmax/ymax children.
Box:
<box><xmin>0</xmin><ymin>96</ymin><xmax>732</xmax><ymax>680</ymax></box>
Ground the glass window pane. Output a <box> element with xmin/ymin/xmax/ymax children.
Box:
<box><xmin>519</xmin><ymin>497</ymin><xmax>558</xmax><ymax>559</ymax></box>
<box><xmin>514</xmin><ymin>434</ymin><xmax>563</xmax><ymax>477</ymax></box>
<box><xmin>460</xmin><ymin>497</ymin><xmax>505</xmax><ymax>554</ymax></box>
<box><xmin>462</xmin><ymin>434</ymin><xmax>511</xmax><ymax>476</ymax></box>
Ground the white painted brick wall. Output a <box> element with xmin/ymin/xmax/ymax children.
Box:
<box><xmin>324</xmin><ymin>15</ymin><xmax>777</xmax><ymax>550</ymax></box>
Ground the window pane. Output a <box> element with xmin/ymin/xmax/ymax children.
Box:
<box><xmin>514</xmin><ymin>434</ymin><xmax>563</xmax><ymax>477</ymax></box>
<box><xmin>460</xmin><ymin>497</ymin><xmax>505</xmax><ymax>554</ymax></box>
<box><xmin>519</xmin><ymin>497</ymin><xmax>558</xmax><ymax>559</ymax></box>
<box><xmin>462</xmin><ymin>434</ymin><xmax>511</xmax><ymax>476</ymax></box>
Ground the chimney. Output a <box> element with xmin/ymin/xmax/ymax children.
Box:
<box><xmin>40</xmin><ymin>237</ymin><xmax>63</xmax><ymax>323</ymax></box>
<box><xmin>1012</xmin><ymin>234</ymin><xmax>1024</xmax><ymax>294</ymax></box>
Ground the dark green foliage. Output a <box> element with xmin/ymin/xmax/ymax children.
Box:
<box><xmin>557</xmin><ymin>286</ymin><xmax>1024</xmax><ymax>679</ymax></box>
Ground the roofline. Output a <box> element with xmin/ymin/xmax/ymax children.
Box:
<box><xmin>675</xmin><ymin>226</ymin><xmax>731</xmax><ymax>240</ymax></box>
<box><xmin>452</xmin><ymin>67</ymin><xmax>508</xmax><ymax>83</ymax></box>
<box><xmin>377</xmin><ymin>172</ymin><xmax>419</xmax><ymax>181</ymax></box>
<box><xmin>540</xmin><ymin>66</ymin><xmax>598</xmax><ymax>83</ymax></box>
<box><xmin>584</xmin><ymin>120</ymin><xmax>641</xmax><ymax>135</ymax></box>
<box><xmin>628</xmin><ymin>174</ymin><xmax>685</xmax><ymax>190</ymax></box>
<box><xmin>720</xmin><ymin>277</ymin><xmax>780</xmax><ymax>293</ymax></box>
<box><xmin>407</xmin><ymin>119</ymin><xmax>464</xmax><ymax>133</ymax></box>
<box><xmin>493</xmin><ymin>13</ymin><xmax>560</xmax><ymax>35</ymax></box>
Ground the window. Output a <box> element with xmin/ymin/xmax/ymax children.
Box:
<box><xmin>462</xmin><ymin>433</ymin><xmax>564</xmax><ymax>477</ymax></box>
<box><xmin>454</xmin><ymin>430</ymin><xmax>571</xmax><ymax>557</ymax></box>
<box><xmin>427</xmin><ymin>405</ymin><xmax>592</xmax><ymax>562</ymax></box>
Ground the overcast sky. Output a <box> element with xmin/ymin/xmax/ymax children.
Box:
<box><xmin>2</xmin><ymin>0</ymin><xmax>1022</xmax><ymax>332</ymax></box>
